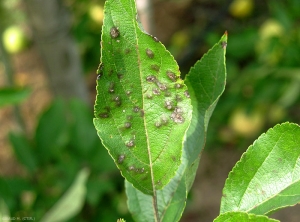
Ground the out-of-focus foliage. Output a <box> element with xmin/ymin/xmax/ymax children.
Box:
<box><xmin>203</xmin><ymin>0</ymin><xmax>300</xmax><ymax>148</ymax></box>
<box><xmin>2</xmin><ymin>99</ymin><xmax>133</xmax><ymax>221</ymax></box>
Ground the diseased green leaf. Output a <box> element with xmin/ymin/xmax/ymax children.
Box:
<box><xmin>214</xmin><ymin>212</ymin><xmax>279</xmax><ymax>222</ymax></box>
<box><xmin>221</xmin><ymin>122</ymin><xmax>300</xmax><ymax>216</ymax></box>
<box><xmin>126</xmin><ymin>34</ymin><xmax>227</xmax><ymax>221</ymax></box>
<box><xmin>40</xmin><ymin>168</ymin><xmax>89</xmax><ymax>222</ymax></box>
<box><xmin>93</xmin><ymin>0</ymin><xmax>192</xmax><ymax>195</ymax></box>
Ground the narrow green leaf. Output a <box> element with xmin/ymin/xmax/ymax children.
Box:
<box><xmin>184</xmin><ymin>33</ymin><xmax>227</xmax><ymax>166</ymax></box>
<box><xmin>0</xmin><ymin>198</ymin><xmax>10</xmax><ymax>222</ymax></box>
<box><xmin>9</xmin><ymin>133</ymin><xmax>37</xmax><ymax>172</ymax></box>
<box><xmin>93</xmin><ymin>0</ymin><xmax>192</xmax><ymax>195</ymax></box>
<box><xmin>126</xmin><ymin>34</ymin><xmax>227</xmax><ymax>221</ymax></box>
<box><xmin>40</xmin><ymin>168</ymin><xmax>89</xmax><ymax>222</ymax></box>
<box><xmin>214</xmin><ymin>212</ymin><xmax>279</xmax><ymax>222</ymax></box>
<box><xmin>221</xmin><ymin>122</ymin><xmax>300</xmax><ymax>216</ymax></box>
<box><xmin>0</xmin><ymin>87</ymin><xmax>30</xmax><ymax>107</ymax></box>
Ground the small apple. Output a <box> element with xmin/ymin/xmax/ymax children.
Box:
<box><xmin>88</xmin><ymin>4</ymin><xmax>104</xmax><ymax>25</ymax></box>
<box><xmin>255</xmin><ymin>19</ymin><xmax>284</xmax><ymax>65</ymax></box>
<box><xmin>229</xmin><ymin>0</ymin><xmax>254</xmax><ymax>19</ymax></box>
<box><xmin>2</xmin><ymin>25</ymin><xmax>29</xmax><ymax>54</ymax></box>
<box><xmin>229</xmin><ymin>107</ymin><xmax>264</xmax><ymax>137</ymax></box>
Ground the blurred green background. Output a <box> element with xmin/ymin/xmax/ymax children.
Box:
<box><xmin>0</xmin><ymin>0</ymin><xmax>300</xmax><ymax>221</ymax></box>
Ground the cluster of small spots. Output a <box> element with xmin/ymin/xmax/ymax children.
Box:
<box><xmin>133</xmin><ymin>106</ymin><xmax>140</xmax><ymax>112</ymax></box>
<box><xmin>96</xmin><ymin>63</ymin><xmax>103</xmax><ymax>80</ymax></box>
<box><xmin>175</xmin><ymin>94</ymin><xmax>182</xmax><ymax>102</ymax></box>
<box><xmin>98</xmin><ymin>107</ymin><xmax>110</xmax><ymax>119</ymax></box>
<box><xmin>110</xmin><ymin>26</ymin><xmax>120</xmax><ymax>38</ymax></box>
<box><xmin>126</xmin><ymin>139</ymin><xmax>135</xmax><ymax>148</ymax></box>
<box><xmin>96</xmin><ymin>63</ymin><xmax>103</xmax><ymax>75</ymax></box>
<box><xmin>153</xmin><ymin>88</ymin><xmax>160</xmax><ymax>95</ymax></box>
<box><xmin>117</xmin><ymin>73</ymin><xmax>123</xmax><ymax>79</ymax></box>
<box><xmin>146</xmin><ymin>94</ymin><xmax>153</xmax><ymax>99</ymax></box>
<box><xmin>146</xmin><ymin>48</ymin><xmax>154</xmax><ymax>59</ymax></box>
<box><xmin>108</xmin><ymin>83</ymin><xmax>115</xmax><ymax>93</ymax></box>
<box><xmin>140</xmin><ymin>109</ymin><xmax>144</xmax><ymax>117</ymax></box>
<box><xmin>184</xmin><ymin>90</ymin><xmax>190</xmax><ymax>98</ymax></box>
<box><xmin>170</xmin><ymin>107</ymin><xmax>185</xmax><ymax>124</ymax></box>
<box><xmin>155</xmin><ymin>121</ymin><xmax>161</xmax><ymax>128</ymax></box>
<box><xmin>161</xmin><ymin>116</ymin><xmax>169</xmax><ymax>125</ymax></box>
<box><xmin>221</xmin><ymin>41</ymin><xmax>227</xmax><ymax>49</ymax></box>
<box><xmin>164</xmin><ymin>100</ymin><xmax>174</xmax><ymax>110</ymax></box>
<box><xmin>136</xmin><ymin>167</ymin><xmax>145</xmax><ymax>173</ymax></box>
<box><xmin>157</xmin><ymin>82</ymin><xmax>167</xmax><ymax>91</ymax></box>
<box><xmin>151</xmin><ymin>64</ymin><xmax>160</xmax><ymax>72</ymax></box>
<box><xmin>118</xmin><ymin>154</ymin><xmax>125</xmax><ymax>164</ymax></box>
<box><xmin>98</xmin><ymin>112</ymin><xmax>109</xmax><ymax>118</ymax></box>
<box><xmin>113</xmin><ymin>95</ymin><xmax>121</xmax><ymax>102</ymax></box>
<box><xmin>166</xmin><ymin>71</ymin><xmax>178</xmax><ymax>82</ymax></box>
<box><xmin>174</xmin><ymin>83</ymin><xmax>183</xmax><ymax>89</ymax></box>
<box><xmin>146</xmin><ymin>75</ymin><xmax>156</xmax><ymax>82</ymax></box>
<box><xmin>155</xmin><ymin>115</ymin><xmax>169</xmax><ymax>128</ymax></box>
<box><xmin>152</xmin><ymin>35</ymin><xmax>159</xmax><ymax>42</ymax></box>
<box><xmin>156</xmin><ymin>180</ymin><xmax>162</xmax><ymax>186</ymax></box>
<box><xmin>164</xmin><ymin>91</ymin><xmax>171</xmax><ymax>97</ymax></box>
<box><xmin>124</xmin><ymin>122</ymin><xmax>131</xmax><ymax>128</ymax></box>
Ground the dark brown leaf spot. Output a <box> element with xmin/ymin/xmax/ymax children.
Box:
<box><xmin>146</xmin><ymin>48</ymin><xmax>154</xmax><ymax>59</ymax></box>
<box><xmin>153</xmin><ymin>88</ymin><xmax>160</xmax><ymax>95</ymax></box>
<box><xmin>124</xmin><ymin>122</ymin><xmax>131</xmax><ymax>128</ymax></box>
<box><xmin>146</xmin><ymin>75</ymin><xmax>156</xmax><ymax>82</ymax></box>
<box><xmin>184</xmin><ymin>90</ymin><xmax>190</xmax><ymax>98</ymax></box>
<box><xmin>170</xmin><ymin>107</ymin><xmax>185</xmax><ymax>123</ymax></box>
<box><xmin>110</xmin><ymin>26</ymin><xmax>120</xmax><ymax>38</ymax></box>
<box><xmin>126</xmin><ymin>140</ymin><xmax>135</xmax><ymax>147</ymax></box>
<box><xmin>166</xmin><ymin>71</ymin><xmax>178</xmax><ymax>82</ymax></box>
<box><xmin>118</xmin><ymin>154</ymin><xmax>125</xmax><ymax>164</ymax></box>
<box><xmin>99</xmin><ymin>112</ymin><xmax>109</xmax><ymax>118</ymax></box>
<box><xmin>151</xmin><ymin>64</ymin><xmax>160</xmax><ymax>72</ymax></box>
<box><xmin>133</xmin><ymin>106</ymin><xmax>140</xmax><ymax>112</ymax></box>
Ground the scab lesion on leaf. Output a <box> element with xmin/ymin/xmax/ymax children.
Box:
<box><xmin>170</xmin><ymin>107</ymin><xmax>185</xmax><ymax>124</ymax></box>
<box><xmin>110</xmin><ymin>26</ymin><xmax>120</xmax><ymax>38</ymax></box>
<box><xmin>108</xmin><ymin>82</ymin><xmax>115</xmax><ymax>93</ymax></box>
<box><xmin>126</xmin><ymin>139</ymin><xmax>135</xmax><ymax>148</ymax></box>
<box><xmin>118</xmin><ymin>154</ymin><xmax>125</xmax><ymax>164</ymax></box>
<box><xmin>146</xmin><ymin>75</ymin><xmax>157</xmax><ymax>82</ymax></box>
<box><xmin>166</xmin><ymin>70</ymin><xmax>178</xmax><ymax>82</ymax></box>
<box><xmin>151</xmin><ymin>64</ymin><xmax>160</xmax><ymax>72</ymax></box>
<box><xmin>146</xmin><ymin>48</ymin><xmax>154</xmax><ymax>59</ymax></box>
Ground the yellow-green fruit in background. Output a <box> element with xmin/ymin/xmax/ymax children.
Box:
<box><xmin>229</xmin><ymin>107</ymin><xmax>264</xmax><ymax>137</ymax></box>
<box><xmin>256</xmin><ymin>19</ymin><xmax>284</xmax><ymax>65</ymax></box>
<box><xmin>2</xmin><ymin>25</ymin><xmax>29</xmax><ymax>54</ymax></box>
<box><xmin>259</xmin><ymin>19</ymin><xmax>284</xmax><ymax>40</ymax></box>
<box><xmin>89</xmin><ymin>4</ymin><xmax>104</xmax><ymax>25</ymax></box>
<box><xmin>229</xmin><ymin>0</ymin><xmax>254</xmax><ymax>18</ymax></box>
